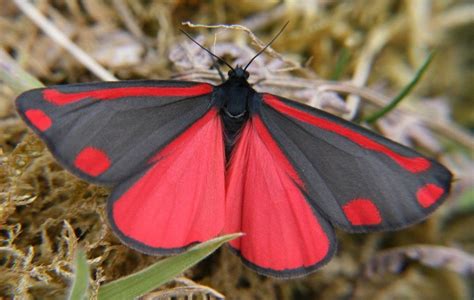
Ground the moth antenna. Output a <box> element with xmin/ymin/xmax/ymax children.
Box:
<box><xmin>244</xmin><ymin>21</ymin><xmax>289</xmax><ymax>71</ymax></box>
<box><xmin>180</xmin><ymin>29</ymin><xmax>234</xmax><ymax>72</ymax></box>
<box><xmin>210</xmin><ymin>55</ymin><xmax>226</xmax><ymax>82</ymax></box>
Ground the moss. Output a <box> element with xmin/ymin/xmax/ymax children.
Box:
<box><xmin>0</xmin><ymin>1</ymin><xmax>472</xmax><ymax>299</ymax></box>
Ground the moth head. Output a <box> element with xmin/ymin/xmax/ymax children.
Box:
<box><xmin>228</xmin><ymin>66</ymin><xmax>249</xmax><ymax>79</ymax></box>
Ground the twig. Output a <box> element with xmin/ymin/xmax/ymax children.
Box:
<box><xmin>141</xmin><ymin>286</ymin><xmax>224</xmax><ymax>300</ymax></box>
<box><xmin>112</xmin><ymin>0</ymin><xmax>147</xmax><ymax>42</ymax></box>
<box><xmin>13</xmin><ymin>0</ymin><xmax>117</xmax><ymax>81</ymax></box>
<box><xmin>175</xmin><ymin>277</ymin><xmax>225</xmax><ymax>299</ymax></box>
<box><xmin>239</xmin><ymin>3</ymin><xmax>287</xmax><ymax>31</ymax></box>
<box><xmin>407</xmin><ymin>0</ymin><xmax>431</xmax><ymax>65</ymax></box>
<box><xmin>140</xmin><ymin>277</ymin><xmax>225</xmax><ymax>299</ymax></box>
<box><xmin>181</xmin><ymin>21</ymin><xmax>300</xmax><ymax>69</ymax></box>
<box><xmin>364</xmin><ymin>245</ymin><xmax>474</xmax><ymax>277</ymax></box>
<box><xmin>0</xmin><ymin>117</ymin><xmax>24</xmax><ymax>129</ymax></box>
<box><xmin>344</xmin><ymin>16</ymin><xmax>405</xmax><ymax>119</ymax></box>
<box><xmin>431</xmin><ymin>4</ymin><xmax>474</xmax><ymax>32</ymax></box>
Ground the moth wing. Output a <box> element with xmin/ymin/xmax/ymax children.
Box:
<box><xmin>225</xmin><ymin>115</ymin><xmax>336</xmax><ymax>278</ymax></box>
<box><xmin>260</xmin><ymin>94</ymin><xmax>452</xmax><ymax>232</ymax></box>
<box><xmin>16</xmin><ymin>80</ymin><xmax>213</xmax><ymax>184</ymax></box>
<box><xmin>107</xmin><ymin>109</ymin><xmax>226</xmax><ymax>253</ymax></box>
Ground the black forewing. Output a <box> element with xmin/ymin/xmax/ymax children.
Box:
<box><xmin>16</xmin><ymin>80</ymin><xmax>213</xmax><ymax>185</ymax></box>
<box><xmin>259</xmin><ymin>94</ymin><xmax>452</xmax><ymax>232</ymax></box>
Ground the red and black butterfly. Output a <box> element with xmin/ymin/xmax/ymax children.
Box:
<box><xmin>15</xmin><ymin>28</ymin><xmax>452</xmax><ymax>278</ymax></box>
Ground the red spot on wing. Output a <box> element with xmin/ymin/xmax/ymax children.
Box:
<box><xmin>263</xmin><ymin>94</ymin><xmax>431</xmax><ymax>173</ymax></box>
<box><xmin>225</xmin><ymin>116</ymin><xmax>331</xmax><ymax>271</ymax></box>
<box><xmin>112</xmin><ymin>109</ymin><xmax>225</xmax><ymax>248</ymax></box>
<box><xmin>43</xmin><ymin>83</ymin><xmax>213</xmax><ymax>105</ymax></box>
<box><xmin>342</xmin><ymin>198</ymin><xmax>382</xmax><ymax>225</ymax></box>
<box><xmin>417</xmin><ymin>184</ymin><xmax>444</xmax><ymax>208</ymax></box>
<box><xmin>74</xmin><ymin>147</ymin><xmax>111</xmax><ymax>176</ymax></box>
<box><xmin>25</xmin><ymin>109</ymin><xmax>52</xmax><ymax>131</ymax></box>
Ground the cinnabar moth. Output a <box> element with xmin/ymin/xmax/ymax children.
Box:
<box><xmin>15</xmin><ymin>28</ymin><xmax>452</xmax><ymax>278</ymax></box>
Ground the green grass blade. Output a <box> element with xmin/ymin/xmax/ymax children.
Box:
<box><xmin>97</xmin><ymin>233</ymin><xmax>241</xmax><ymax>300</ymax></box>
<box><xmin>68</xmin><ymin>249</ymin><xmax>90</xmax><ymax>300</ymax></box>
<box><xmin>331</xmin><ymin>48</ymin><xmax>351</xmax><ymax>80</ymax></box>
<box><xmin>0</xmin><ymin>49</ymin><xmax>44</xmax><ymax>93</ymax></box>
<box><xmin>365</xmin><ymin>51</ymin><xmax>435</xmax><ymax>123</ymax></box>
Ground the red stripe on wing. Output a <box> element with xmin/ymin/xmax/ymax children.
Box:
<box><xmin>43</xmin><ymin>83</ymin><xmax>213</xmax><ymax>105</ymax></box>
<box><xmin>225</xmin><ymin>116</ymin><xmax>333</xmax><ymax>274</ymax></box>
<box><xmin>111</xmin><ymin>108</ymin><xmax>225</xmax><ymax>249</ymax></box>
<box><xmin>263</xmin><ymin>94</ymin><xmax>430</xmax><ymax>173</ymax></box>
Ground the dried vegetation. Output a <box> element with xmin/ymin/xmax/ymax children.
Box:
<box><xmin>0</xmin><ymin>0</ymin><xmax>473</xmax><ymax>299</ymax></box>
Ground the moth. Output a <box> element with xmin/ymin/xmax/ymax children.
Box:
<box><xmin>15</xmin><ymin>28</ymin><xmax>452</xmax><ymax>278</ymax></box>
